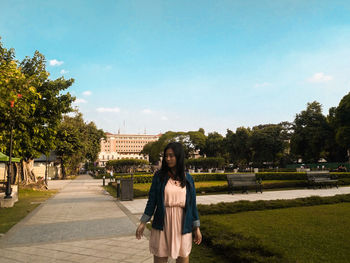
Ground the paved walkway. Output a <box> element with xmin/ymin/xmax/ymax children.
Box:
<box><xmin>0</xmin><ymin>175</ymin><xmax>152</xmax><ymax>263</ymax></box>
<box><xmin>1</xmin><ymin>175</ymin><xmax>350</xmax><ymax>263</ymax></box>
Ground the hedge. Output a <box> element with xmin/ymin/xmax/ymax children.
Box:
<box><xmin>197</xmin><ymin>194</ymin><xmax>350</xmax><ymax>215</ymax></box>
<box><xmin>97</xmin><ymin>172</ymin><xmax>350</xmax><ymax>183</ymax></box>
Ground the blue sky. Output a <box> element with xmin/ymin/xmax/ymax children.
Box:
<box><xmin>1</xmin><ymin>0</ymin><xmax>350</xmax><ymax>135</ymax></box>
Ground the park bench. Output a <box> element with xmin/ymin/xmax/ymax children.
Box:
<box><xmin>306</xmin><ymin>171</ymin><xmax>338</xmax><ymax>189</ymax></box>
<box><xmin>226</xmin><ymin>173</ymin><xmax>262</xmax><ymax>194</ymax></box>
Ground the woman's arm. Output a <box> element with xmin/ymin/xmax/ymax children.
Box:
<box><xmin>140</xmin><ymin>171</ymin><xmax>159</xmax><ymax>223</ymax></box>
<box><xmin>190</xmin><ymin>176</ymin><xmax>200</xmax><ymax>228</ymax></box>
<box><xmin>136</xmin><ymin>172</ymin><xmax>159</xmax><ymax>240</ymax></box>
<box><xmin>190</xmin><ymin>176</ymin><xmax>202</xmax><ymax>245</ymax></box>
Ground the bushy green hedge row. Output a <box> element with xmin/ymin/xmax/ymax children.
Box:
<box><xmin>99</xmin><ymin>172</ymin><xmax>350</xmax><ymax>184</ymax></box>
<box><xmin>197</xmin><ymin>194</ymin><xmax>350</xmax><ymax>215</ymax></box>
<box><xmin>129</xmin><ymin>172</ymin><xmax>350</xmax><ymax>183</ymax></box>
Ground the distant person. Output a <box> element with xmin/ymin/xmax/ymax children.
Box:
<box><xmin>110</xmin><ymin>170</ymin><xmax>114</xmax><ymax>182</ymax></box>
<box><xmin>136</xmin><ymin>142</ymin><xmax>202</xmax><ymax>263</ymax></box>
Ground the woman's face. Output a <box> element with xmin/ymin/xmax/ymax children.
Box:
<box><xmin>165</xmin><ymin>148</ymin><xmax>176</xmax><ymax>169</ymax></box>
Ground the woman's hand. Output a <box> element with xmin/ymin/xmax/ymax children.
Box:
<box><xmin>193</xmin><ymin>227</ymin><xmax>202</xmax><ymax>245</ymax></box>
<box><xmin>136</xmin><ymin>222</ymin><xmax>146</xmax><ymax>240</ymax></box>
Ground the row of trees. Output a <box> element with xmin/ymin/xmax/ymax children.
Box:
<box><xmin>142</xmin><ymin>94</ymin><xmax>350</xmax><ymax>167</ymax></box>
<box><xmin>106</xmin><ymin>159</ymin><xmax>149</xmax><ymax>173</ymax></box>
<box><xmin>0</xmin><ymin>38</ymin><xmax>104</xmax><ymax>183</ymax></box>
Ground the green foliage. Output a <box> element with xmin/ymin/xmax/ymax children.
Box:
<box><xmin>197</xmin><ymin>193</ymin><xmax>350</xmax><ymax>215</ymax></box>
<box><xmin>200</xmin><ymin>216</ymin><xmax>285</xmax><ymax>262</ymax></box>
<box><xmin>256</xmin><ymin>172</ymin><xmax>307</xmax><ymax>180</ymax></box>
<box><xmin>201</xmin><ymin>203</ymin><xmax>350</xmax><ymax>263</ymax></box>
<box><xmin>224</xmin><ymin>127</ymin><xmax>251</xmax><ymax>166</ymax></box>
<box><xmin>334</xmin><ymin>92</ymin><xmax>350</xmax><ymax>158</ymax></box>
<box><xmin>290</xmin><ymin>101</ymin><xmax>333</xmax><ymax>163</ymax></box>
<box><xmin>106</xmin><ymin>158</ymin><xmax>149</xmax><ymax>173</ymax></box>
<box><xmin>249</xmin><ymin>124</ymin><xmax>285</xmax><ymax>165</ymax></box>
<box><xmin>202</xmin><ymin>132</ymin><xmax>225</xmax><ymax>157</ymax></box>
<box><xmin>55</xmin><ymin>113</ymin><xmax>105</xmax><ymax>177</ymax></box>
<box><xmin>0</xmin><ymin>39</ymin><xmax>75</xmax><ymax>162</ymax></box>
<box><xmin>141</xmin><ymin>129</ymin><xmax>207</xmax><ymax>164</ymax></box>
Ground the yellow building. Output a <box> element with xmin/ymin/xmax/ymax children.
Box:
<box><xmin>98</xmin><ymin>132</ymin><xmax>161</xmax><ymax>166</ymax></box>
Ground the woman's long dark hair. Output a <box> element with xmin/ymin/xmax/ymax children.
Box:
<box><xmin>160</xmin><ymin>142</ymin><xmax>186</xmax><ymax>187</ymax></box>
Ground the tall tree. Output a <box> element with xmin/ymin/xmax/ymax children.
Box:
<box><xmin>334</xmin><ymin>92</ymin><xmax>350</xmax><ymax>162</ymax></box>
<box><xmin>0</xmin><ymin>38</ymin><xmax>75</xmax><ymax>184</ymax></box>
<box><xmin>203</xmin><ymin>132</ymin><xmax>225</xmax><ymax>158</ymax></box>
<box><xmin>56</xmin><ymin>113</ymin><xmax>105</xmax><ymax>177</ymax></box>
<box><xmin>249</xmin><ymin>124</ymin><xmax>284</xmax><ymax>165</ymax></box>
<box><xmin>224</xmin><ymin>127</ymin><xmax>251</xmax><ymax>166</ymax></box>
<box><xmin>141</xmin><ymin>130</ymin><xmax>207</xmax><ymax>164</ymax></box>
<box><xmin>290</xmin><ymin>101</ymin><xmax>332</xmax><ymax>163</ymax></box>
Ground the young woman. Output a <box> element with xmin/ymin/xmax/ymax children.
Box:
<box><xmin>136</xmin><ymin>142</ymin><xmax>202</xmax><ymax>263</ymax></box>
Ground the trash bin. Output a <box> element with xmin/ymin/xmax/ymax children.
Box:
<box><xmin>120</xmin><ymin>176</ymin><xmax>133</xmax><ymax>201</ymax></box>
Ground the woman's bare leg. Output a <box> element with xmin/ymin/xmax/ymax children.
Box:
<box><xmin>154</xmin><ymin>255</ymin><xmax>168</xmax><ymax>263</ymax></box>
<box><xmin>176</xmin><ymin>256</ymin><xmax>189</xmax><ymax>263</ymax></box>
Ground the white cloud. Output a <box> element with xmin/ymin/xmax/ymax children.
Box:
<box><xmin>307</xmin><ymin>72</ymin><xmax>333</xmax><ymax>83</ymax></box>
<box><xmin>60</xmin><ymin>69</ymin><xmax>69</xmax><ymax>74</ymax></box>
<box><xmin>96</xmin><ymin>107</ymin><xmax>120</xmax><ymax>113</ymax></box>
<box><xmin>142</xmin><ymin>109</ymin><xmax>152</xmax><ymax>114</ymax></box>
<box><xmin>161</xmin><ymin>116</ymin><xmax>168</xmax><ymax>121</ymax></box>
<box><xmin>254</xmin><ymin>82</ymin><xmax>271</xmax><ymax>88</ymax></box>
<box><xmin>74</xmin><ymin>98</ymin><xmax>87</xmax><ymax>104</ymax></box>
<box><xmin>49</xmin><ymin>59</ymin><xmax>64</xmax><ymax>66</ymax></box>
<box><xmin>83</xmin><ymin>91</ymin><xmax>92</xmax><ymax>96</ymax></box>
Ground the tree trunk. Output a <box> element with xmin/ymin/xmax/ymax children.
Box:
<box><xmin>22</xmin><ymin>159</ymin><xmax>37</xmax><ymax>185</ymax></box>
<box><xmin>45</xmin><ymin>155</ymin><xmax>48</xmax><ymax>186</ymax></box>
<box><xmin>61</xmin><ymin>158</ymin><xmax>66</xmax><ymax>179</ymax></box>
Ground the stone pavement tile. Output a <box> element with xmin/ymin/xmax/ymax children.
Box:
<box><xmin>0</xmin><ymin>248</ymin><xmax>71</xmax><ymax>263</ymax></box>
<box><xmin>107</xmin><ymin>252</ymin><xmax>130</xmax><ymax>261</ymax></box>
<box><xmin>123</xmin><ymin>254</ymin><xmax>152</xmax><ymax>263</ymax></box>
<box><xmin>60</xmin><ymin>253</ymin><xmax>101</xmax><ymax>263</ymax></box>
<box><xmin>23</xmin><ymin>253</ymin><xmax>66</xmax><ymax>263</ymax></box>
<box><xmin>0</xmin><ymin>249</ymin><xmax>29</xmax><ymax>262</ymax></box>
<box><xmin>71</xmin><ymin>247</ymin><xmax>114</xmax><ymax>258</ymax></box>
<box><xmin>4</xmin><ymin>217</ymin><xmax>136</xmax><ymax>245</ymax></box>
<box><xmin>135</xmin><ymin>248</ymin><xmax>151</xmax><ymax>256</ymax></box>
<box><xmin>0</xmin><ymin>257</ymin><xmax>20</xmax><ymax>263</ymax></box>
<box><xmin>141</xmin><ymin>257</ymin><xmax>154</xmax><ymax>263</ymax></box>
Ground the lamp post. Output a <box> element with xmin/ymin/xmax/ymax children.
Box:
<box><xmin>5</xmin><ymin>122</ymin><xmax>14</xmax><ymax>199</ymax></box>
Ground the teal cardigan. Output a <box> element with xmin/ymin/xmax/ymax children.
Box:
<box><xmin>140</xmin><ymin>171</ymin><xmax>200</xmax><ymax>234</ymax></box>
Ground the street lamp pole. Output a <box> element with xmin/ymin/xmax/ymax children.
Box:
<box><xmin>5</xmin><ymin>122</ymin><xmax>14</xmax><ymax>199</ymax></box>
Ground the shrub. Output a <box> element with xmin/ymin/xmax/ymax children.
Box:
<box><xmin>197</xmin><ymin>194</ymin><xmax>350</xmax><ymax>215</ymax></box>
<box><xmin>106</xmin><ymin>159</ymin><xmax>149</xmax><ymax>173</ymax></box>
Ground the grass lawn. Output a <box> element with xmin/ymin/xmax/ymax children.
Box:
<box><xmin>202</xmin><ymin>203</ymin><xmax>350</xmax><ymax>263</ymax></box>
<box><xmin>0</xmin><ymin>188</ymin><xmax>57</xmax><ymax>234</ymax></box>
